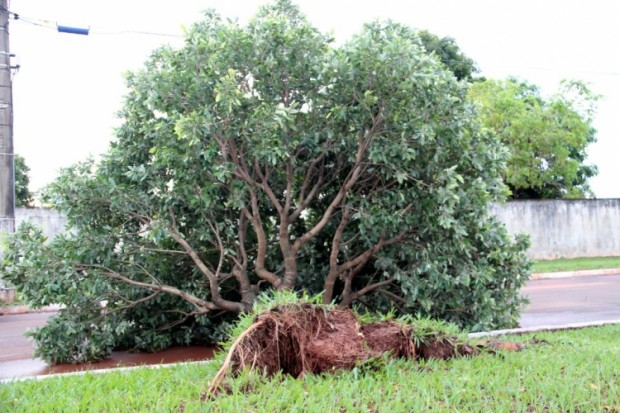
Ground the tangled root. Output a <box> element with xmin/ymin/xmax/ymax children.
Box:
<box><xmin>208</xmin><ymin>304</ymin><xmax>521</xmax><ymax>395</ymax></box>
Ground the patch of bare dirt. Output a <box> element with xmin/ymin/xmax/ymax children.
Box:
<box><xmin>479</xmin><ymin>340</ymin><xmax>524</xmax><ymax>354</ymax></box>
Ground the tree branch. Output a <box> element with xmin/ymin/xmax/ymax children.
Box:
<box><xmin>253</xmin><ymin>158</ymin><xmax>283</xmax><ymax>214</ymax></box>
<box><xmin>378</xmin><ymin>288</ymin><xmax>408</xmax><ymax>305</ymax></box>
<box><xmin>293</xmin><ymin>113</ymin><xmax>384</xmax><ymax>252</ymax></box>
<box><xmin>108</xmin><ymin>290</ymin><xmax>161</xmax><ymax>311</ymax></box>
<box><xmin>245</xmin><ymin>189</ymin><xmax>282</xmax><ymax>287</ymax></box>
<box><xmin>289</xmin><ymin>154</ymin><xmax>325</xmax><ymax>222</ymax></box>
<box><xmin>337</xmin><ymin>231</ymin><xmax>407</xmax><ymax>275</ymax></box>
<box><xmin>234</xmin><ymin>210</ymin><xmax>255</xmax><ymax>305</ymax></box>
<box><xmin>323</xmin><ymin>206</ymin><xmax>352</xmax><ymax>304</ymax></box>
<box><xmin>351</xmin><ymin>277</ymin><xmax>395</xmax><ymax>302</ymax></box>
<box><xmin>167</xmin><ymin>208</ymin><xmax>248</xmax><ymax>312</ymax></box>
<box><xmin>78</xmin><ymin>264</ymin><xmax>219</xmax><ymax>312</ymax></box>
<box><xmin>340</xmin><ymin>277</ymin><xmax>395</xmax><ymax>308</ymax></box>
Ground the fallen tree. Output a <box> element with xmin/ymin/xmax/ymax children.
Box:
<box><xmin>1</xmin><ymin>0</ymin><xmax>529</xmax><ymax>364</ymax></box>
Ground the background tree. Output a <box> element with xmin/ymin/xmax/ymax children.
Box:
<box><xmin>468</xmin><ymin>78</ymin><xmax>599</xmax><ymax>199</ymax></box>
<box><xmin>14</xmin><ymin>154</ymin><xmax>34</xmax><ymax>207</ymax></box>
<box><xmin>416</xmin><ymin>30</ymin><xmax>477</xmax><ymax>81</ymax></box>
<box><xmin>1</xmin><ymin>1</ymin><xmax>529</xmax><ymax>363</ymax></box>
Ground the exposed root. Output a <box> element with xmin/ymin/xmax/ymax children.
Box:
<box><xmin>208</xmin><ymin>320</ymin><xmax>265</xmax><ymax>395</ymax></box>
<box><xmin>207</xmin><ymin>304</ymin><xmax>523</xmax><ymax>397</ymax></box>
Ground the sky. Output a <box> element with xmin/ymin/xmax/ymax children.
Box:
<box><xmin>7</xmin><ymin>0</ymin><xmax>620</xmax><ymax>198</ymax></box>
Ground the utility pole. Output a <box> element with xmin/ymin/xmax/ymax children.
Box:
<box><xmin>0</xmin><ymin>0</ymin><xmax>14</xmax><ymax>235</ymax></box>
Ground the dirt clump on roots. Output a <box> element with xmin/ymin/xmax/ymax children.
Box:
<box><xmin>416</xmin><ymin>336</ymin><xmax>478</xmax><ymax>360</ymax></box>
<box><xmin>225</xmin><ymin>304</ymin><xmax>373</xmax><ymax>378</ymax></box>
<box><xmin>207</xmin><ymin>304</ymin><xmax>521</xmax><ymax>395</ymax></box>
<box><xmin>360</xmin><ymin>321</ymin><xmax>415</xmax><ymax>358</ymax></box>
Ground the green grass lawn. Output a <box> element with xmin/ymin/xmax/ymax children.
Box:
<box><xmin>1</xmin><ymin>324</ymin><xmax>619</xmax><ymax>412</ymax></box>
<box><xmin>532</xmin><ymin>256</ymin><xmax>620</xmax><ymax>273</ymax></box>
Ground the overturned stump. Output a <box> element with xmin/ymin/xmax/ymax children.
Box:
<box><xmin>208</xmin><ymin>303</ymin><xmax>521</xmax><ymax>395</ymax></box>
<box><xmin>231</xmin><ymin>304</ymin><xmax>368</xmax><ymax>377</ymax></box>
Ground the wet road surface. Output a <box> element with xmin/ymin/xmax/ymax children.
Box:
<box><xmin>520</xmin><ymin>274</ymin><xmax>620</xmax><ymax>328</ymax></box>
<box><xmin>0</xmin><ymin>345</ymin><xmax>216</xmax><ymax>380</ymax></box>
<box><xmin>0</xmin><ymin>312</ymin><xmax>217</xmax><ymax>380</ymax></box>
<box><xmin>0</xmin><ymin>312</ymin><xmax>50</xmax><ymax>362</ymax></box>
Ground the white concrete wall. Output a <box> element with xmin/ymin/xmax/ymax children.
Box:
<box><xmin>491</xmin><ymin>199</ymin><xmax>620</xmax><ymax>260</ymax></box>
<box><xmin>1</xmin><ymin>208</ymin><xmax>69</xmax><ymax>287</ymax></box>
<box><xmin>4</xmin><ymin>202</ymin><xmax>620</xmax><ymax>260</ymax></box>
<box><xmin>14</xmin><ymin>207</ymin><xmax>68</xmax><ymax>241</ymax></box>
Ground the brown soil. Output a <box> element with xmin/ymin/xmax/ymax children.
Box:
<box><xmin>479</xmin><ymin>340</ymin><xmax>524</xmax><ymax>353</ymax></box>
<box><xmin>417</xmin><ymin>337</ymin><xmax>478</xmax><ymax>360</ymax></box>
<box><xmin>228</xmin><ymin>304</ymin><xmax>370</xmax><ymax>377</ymax></box>
<box><xmin>360</xmin><ymin>322</ymin><xmax>415</xmax><ymax>358</ymax></box>
<box><xmin>208</xmin><ymin>304</ymin><xmax>522</xmax><ymax>395</ymax></box>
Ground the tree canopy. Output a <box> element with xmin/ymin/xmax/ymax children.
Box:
<box><xmin>468</xmin><ymin>79</ymin><xmax>599</xmax><ymax>199</ymax></box>
<box><xmin>416</xmin><ymin>30</ymin><xmax>477</xmax><ymax>82</ymax></box>
<box><xmin>14</xmin><ymin>154</ymin><xmax>34</xmax><ymax>207</ymax></box>
<box><xmin>413</xmin><ymin>32</ymin><xmax>599</xmax><ymax>200</ymax></box>
<box><xmin>1</xmin><ymin>0</ymin><xmax>529</xmax><ymax>363</ymax></box>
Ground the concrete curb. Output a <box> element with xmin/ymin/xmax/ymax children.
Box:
<box><xmin>0</xmin><ymin>305</ymin><xmax>62</xmax><ymax>316</ymax></box>
<box><xmin>0</xmin><ymin>359</ymin><xmax>215</xmax><ymax>385</ymax></box>
<box><xmin>468</xmin><ymin>319</ymin><xmax>620</xmax><ymax>338</ymax></box>
<box><xmin>2</xmin><ymin>319</ymin><xmax>618</xmax><ymax>385</ymax></box>
<box><xmin>531</xmin><ymin>268</ymin><xmax>620</xmax><ymax>280</ymax></box>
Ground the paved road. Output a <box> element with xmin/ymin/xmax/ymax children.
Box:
<box><xmin>520</xmin><ymin>274</ymin><xmax>620</xmax><ymax>328</ymax></box>
<box><xmin>0</xmin><ymin>311</ymin><xmax>216</xmax><ymax>380</ymax></box>
<box><xmin>0</xmin><ymin>312</ymin><xmax>50</xmax><ymax>362</ymax></box>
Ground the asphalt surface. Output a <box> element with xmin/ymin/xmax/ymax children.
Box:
<box><xmin>0</xmin><ymin>312</ymin><xmax>50</xmax><ymax>362</ymax></box>
<box><xmin>520</xmin><ymin>273</ymin><xmax>620</xmax><ymax>328</ymax></box>
<box><xmin>0</xmin><ymin>311</ymin><xmax>216</xmax><ymax>380</ymax></box>
<box><xmin>1</xmin><ymin>273</ymin><xmax>619</xmax><ymax>380</ymax></box>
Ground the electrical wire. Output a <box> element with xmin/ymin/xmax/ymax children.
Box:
<box><xmin>0</xmin><ymin>6</ymin><xmax>48</xmax><ymax>26</ymax></box>
<box><xmin>92</xmin><ymin>29</ymin><xmax>181</xmax><ymax>38</ymax></box>
<box><xmin>15</xmin><ymin>17</ymin><xmax>55</xmax><ymax>30</ymax></box>
<box><xmin>1</xmin><ymin>5</ymin><xmax>618</xmax><ymax>76</ymax></box>
<box><xmin>1</xmin><ymin>5</ymin><xmax>182</xmax><ymax>37</ymax></box>
<box><xmin>481</xmin><ymin>63</ymin><xmax>620</xmax><ymax>78</ymax></box>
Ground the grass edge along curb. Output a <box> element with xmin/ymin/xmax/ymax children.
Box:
<box><xmin>469</xmin><ymin>318</ymin><xmax>620</xmax><ymax>338</ymax></box>
<box><xmin>0</xmin><ymin>360</ymin><xmax>215</xmax><ymax>385</ymax></box>
<box><xmin>531</xmin><ymin>267</ymin><xmax>620</xmax><ymax>280</ymax></box>
<box><xmin>532</xmin><ymin>256</ymin><xmax>620</xmax><ymax>274</ymax></box>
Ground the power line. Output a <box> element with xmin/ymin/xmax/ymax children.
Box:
<box><xmin>481</xmin><ymin>63</ymin><xmax>620</xmax><ymax>78</ymax></box>
<box><xmin>3</xmin><ymin>6</ymin><xmax>616</xmax><ymax>75</ymax></box>
<box><xmin>94</xmin><ymin>29</ymin><xmax>181</xmax><ymax>38</ymax></box>
<box><xmin>0</xmin><ymin>6</ymin><xmax>182</xmax><ymax>38</ymax></box>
